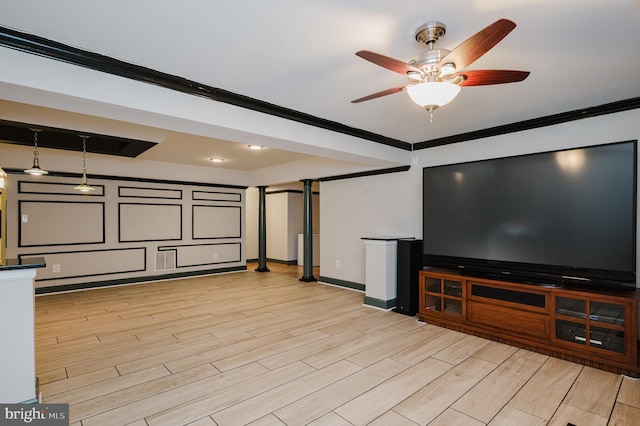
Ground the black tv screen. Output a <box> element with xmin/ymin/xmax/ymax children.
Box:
<box><xmin>422</xmin><ymin>140</ymin><xmax>637</xmax><ymax>290</ymax></box>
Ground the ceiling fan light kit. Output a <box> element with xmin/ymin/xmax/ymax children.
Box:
<box><xmin>405</xmin><ymin>81</ymin><xmax>461</xmax><ymax>111</ymax></box>
<box><xmin>352</xmin><ymin>19</ymin><xmax>530</xmax><ymax>120</ymax></box>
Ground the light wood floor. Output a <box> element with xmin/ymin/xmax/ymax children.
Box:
<box><xmin>35</xmin><ymin>263</ymin><xmax>640</xmax><ymax>425</ymax></box>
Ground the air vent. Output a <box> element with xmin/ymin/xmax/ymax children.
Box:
<box><xmin>155</xmin><ymin>251</ymin><xmax>176</xmax><ymax>271</ymax></box>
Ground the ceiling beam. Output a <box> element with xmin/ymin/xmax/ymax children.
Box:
<box><xmin>0</xmin><ymin>25</ymin><xmax>410</xmax><ymax>151</ymax></box>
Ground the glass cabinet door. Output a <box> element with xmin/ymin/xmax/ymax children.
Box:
<box><xmin>421</xmin><ymin>275</ymin><xmax>463</xmax><ymax>318</ymax></box>
<box><xmin>443</xmin><ymin>279</ymin><xmax>463</xmax><ymax>297</ymax></box>
<box><xmin>590</xmin><ymin>302</ymin><xmax>625</xmax><ymax>325</ymax></box>
<box><xmin>554</xmin><ymin>295</ymin><xmax>627</xmax><ymax>355</ymax></box>
<box><xmin>556</xmin><ymin>297</ymin><xmax>585</xmax><ymax>320</ymax></box>
<box><xmin>425</xmin><ymin>277</ymin><xmax>441</xmax><ymax>294</ymax></box>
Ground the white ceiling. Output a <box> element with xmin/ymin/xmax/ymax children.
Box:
<box><xmin>1</xmin><ymin>0</ymin><xmax>639</xmax><ymax>185</ymax></box>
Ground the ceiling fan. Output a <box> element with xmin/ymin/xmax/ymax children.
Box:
<box><xmin>352</xmin><ymin>19</ymin><xmax>530</xmax><ymax>120</ymax></box>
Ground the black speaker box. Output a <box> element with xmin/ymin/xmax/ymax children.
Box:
<box><xmin>394</xmin><ymin>239</ymin><xmax>422</xmax><ymax>316</ymax></box>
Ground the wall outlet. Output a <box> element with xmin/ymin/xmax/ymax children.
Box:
<box><xmin>213</xmin><ymin>253</ymin><xmax>219</xmax><ymax>261</ymax></box>
<box><xmin>21</xmin><ymin>214</ymin><xmax>28</xmax><ymax>223</ymax></box>
<box><xmin>52</xmin><ymin>264</ymin><xmax>60</xmax><ymax>273</ymax></box>
<box><xmin>335</xmin><ymin>260</ymin><xmax>340</xmax><ymax>268</ymax></box>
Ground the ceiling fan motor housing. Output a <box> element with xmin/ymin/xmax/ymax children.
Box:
<box><xmin>411</xmin><ymin>22</ymin><xmax>456</xmax><ymax>80</ymax></box>
<box><xmin>409</xmin><ymin>49</ymin><xmax>451</xmax><ymax>74</ymax></box>
<box><xmin>414</xmin><ymin>21</ymin><xmax>447</xmax><ymax>45</ymax></box>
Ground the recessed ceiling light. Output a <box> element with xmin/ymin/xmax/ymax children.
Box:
<box><xmin>209</xmin><ymin>157</ymin><xmax>224</xmax><ymax>163</ymax></box>
<box><xmin>247</xmin><ymin>145</ymin><xmax>263</xmax><ymax>151</ymax></box>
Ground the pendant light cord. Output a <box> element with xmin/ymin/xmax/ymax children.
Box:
<box><xmin>81</xmin><ymin>135</ymin><xmax>88</xmax><ymax>174</ymax></box>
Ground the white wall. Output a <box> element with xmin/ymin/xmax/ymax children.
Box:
<box><xmin>266</xmin><ymin>192</ymin><xmax>290</xmax><ymax>261</ymax></box>
<box><xmin>320</xmin><ymin>168</ymin><xmax>421</xmax><ymax>285</ymax></box>
<box><xmin>287</xmin><ymin>192</ymin><xmax>304</xmax><ymax>261</ymax></box>
<box><xmin>319</xmin><ymin>109</ymin><xmax>640</xmax><ymax>289</ymax></box>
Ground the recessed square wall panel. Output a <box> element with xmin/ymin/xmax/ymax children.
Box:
<box><xmin>118</xmin><ymin>186</ymin><xmax>182</xmax><ymax>199</ymax></box>
<box><xmin>29</xmin><ymin>247</ymin><xmax>146</xmax><ymax>282</ymax></box>
<box><xmin>192</xmin><ymin>190</ymin><xmax>241</xmax><ymax>202</ymax></box>
<box><xmin>159</xmin><ymin>242</ymin><xmax>241</xmax><ymax>267</ymax></box>
<box><xmin>19</xmin><ymin>181</ymin><xmax>105</xmax><ymax>196</ymax></box>
<box><xmin>119</xmin><ymin>203</ymin><xmax>182</xmax><ymax>242</ymax></box>
<box><xmin>192</xmin><ymin>205</ymin><xmax>241</xmax><ymax>239</ymax></box>
<box><xmin>19</xmin><ymin>200</ymin><xmax>105</xmax><ymax>247</ymax></box>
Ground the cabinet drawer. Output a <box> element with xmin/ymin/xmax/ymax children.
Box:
<box><xmin>468</xmin><ymin>301</ymin><xmax>550</xmax><ymax>339</ymax></box>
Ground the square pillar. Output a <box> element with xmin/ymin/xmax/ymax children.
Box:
<box><xmin>362</xmin><ymin>237</ymin><xmax>403</xmax><ymax>309</ymax></box>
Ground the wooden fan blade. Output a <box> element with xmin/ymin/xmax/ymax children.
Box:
<box><xmin>454</xmin><ymin>69</ymin><xmax>530</xmax><ymax>86</ymax></box>
<box><xmin>356</xmin><ymin>50</ymin><xmax>421</xmax><ymax>75</ymax></box>
<box><xmin>351</xmin><ymin>85</ymin><xmax>407</xmax><ymax>103</ymax></box>
<box><xmin>438</xmin><ymin>19</ymin><xmax>516</xmax><ymax>71</ymax></box>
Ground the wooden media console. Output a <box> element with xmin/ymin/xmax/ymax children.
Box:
<box><xmin>417</xmin><ymin>269</ymin><xmax>639</xmax><ymax>376</ymax></box>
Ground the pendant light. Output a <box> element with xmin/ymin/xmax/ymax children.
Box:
<box><xmin>74</xmin><ymin>135</ymin><xmax>95</xmax><ymax>192</ymax></box>
<box><xmin>23</xmin><ymin>128</ymin><xmax>49</xmax><ymax>175</ymax></box>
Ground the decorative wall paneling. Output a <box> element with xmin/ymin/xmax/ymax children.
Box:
<box><xmin>192</xmin><ymin>205</ymin><xmax>241</xmax><ymax>239</ymax></box>
<box><xmin>118</xmin><ymin>203</ymin><xmax>183</xmax><ymax>242</ymax></box>
<box><xmin>118</xmin><ymin>186</ymin><xmax>182</xmax><ymax>199</ymax></box>
<box><xmin>7</xmin><ymin>176</ymin><xmax>246</xmax><ymax>292</ymax></box>
<box><xmin>22</xmin><ymin>247</ymin><xmax>146</xmax><ymax>282</ymax></box>
<box><xmin>18</xmin><ymin>181</ymin><xmax>105</xmax><ymax>196</ymax></box>
<box><xmin>18</xmin><ymin>200</ymin><xmax>105</xmax><ymax>247</ymax></box>
<box><xmin>158</xmin><ymin>243</ymin><xmax>242</xmax><ymax>268</ymax></box>
<box><xmin>193</xmin><ymin>190</ymin><xmax>242</xmax><ymax>202</ymax></box>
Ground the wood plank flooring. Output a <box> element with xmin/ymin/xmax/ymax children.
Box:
<box><xmin>34</xmin><ymin>263</ymin><xmax>640</xmax><ymax>425</ymax></box>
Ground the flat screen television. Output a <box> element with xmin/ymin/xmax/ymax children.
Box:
<box><xmin>422</xmin><ymin>140</ymin><xmax>637</xmax><ymax>291</ymax></box>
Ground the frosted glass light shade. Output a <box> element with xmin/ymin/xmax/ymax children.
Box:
<box><xmin>74</xmin><ymin>172</ymin><xmax>95</xmax><ymax>192</ymax></box>
<box><xmin>406</xmin><ymin>82</ymin><xmax>461</xmax><ymax>109</ymax></box>
<box><xmin>23</xmin><ymin>165</ymin><xmax>48</xmax><ymax>176</ymax></box>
